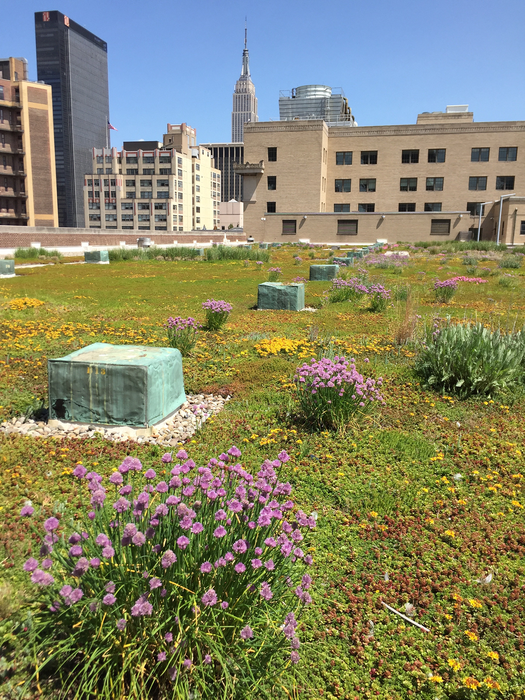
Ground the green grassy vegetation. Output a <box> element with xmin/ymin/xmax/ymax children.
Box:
<box><xmin>0</xmin><ymin>243</ymin><xmax>524</xmax><ymax>698</ymax></box>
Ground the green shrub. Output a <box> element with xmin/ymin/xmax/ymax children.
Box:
<box><xmin>433</xmin><ymin>279</ymin><xmax>457</xmax><ymax>303</ymax></box>
<box><xmin>393</xmin><ymin>285</ymin><xmax>410</xmax><ymax>301</ymax></box>
<box><xmin>202</xmin><ymin>299</ymin><xmax>233</xmax><ymax>331</ymax></box>
<box><xmin>499</xmin><ymin>256</ymin><xmax>522</xmax><ymax>269</ymax></box>
<box><xmin>164</xmin><ymin>316</ymin><xmax>200</xmax><ymax>356</ymax></box>
<box><xmin>428</xmin><ymin>247</ymin><xmax>440</xmax><ymax>255</ymax></box>
<box><xmin>15</xmin><ymin>247</ymin><xmax>63</xmax><ymax>260</ymax></box>
<box><xmin>498</xmin><ymin>275</ymin><xmax>516</xmax><ymax>288</ymax></box>
<box><xmin>108</xmin><ymin>246</ymin><xmax>201</xmax><ymax>262</ymax></box>
<box><xmin>462</xmin><ymin>256</ymin><xmax>477</xmax><ymax>266</ymax></box>
<box><xmin>466</xmin><ymin>266</ymin><xmax>478</xmax><ymax>275</ymax></box>
<box><xmin>20</xmin><ymin>449</ymin><xmax>314</xmax><ymax>698</ymax></box>
<box><xmin>415</xmin><ymin>320</ymin><xmax>525</xmax><ymax>398</ymax></box>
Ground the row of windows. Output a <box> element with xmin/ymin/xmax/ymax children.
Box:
<box><xmin>334</xmin><ymin>147</ymin><xmax>518</xmax><ymax>165</ymax></box>
<box><xmin>280</xmin><ymin>219</ymin><xmax>452</xmax><ymax>235</ymax></box>
<box><xmin>268</xmin><ymin>201</ymin><xmax>504</xmax><ymax>215</ymax></box>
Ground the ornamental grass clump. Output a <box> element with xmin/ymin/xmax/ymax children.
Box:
<box><xmin>164</xmin><ymin>316</ymin><xmax>200</xmax><ymax>357</ymax></box>
<box><xmin>327</xmin><ymin>277</ymin><xmax>368</xmax><ymax>304</ymax></box>
<box><xmin>433</xmin><ymin>278</ymin><xmax>458</xmax><ymax>303</ymax></box>
<box><xmin>21</xmin><ymin>448</ymin><xmax>315</xmax><ymax>699</ymax></box>
<box><xmin>415</xmin><ymin>319</ymin><xmax>525</xmax><ymax>398</ymax></box>
<box><xmin>267</xmin><ymin>267</ymin><xmax>282</xmax><ymax>282</ymax></box>
<box><xmin>499</xmin><ymin>255</ymin><xmax>522</xmax><ymax>269</ymax></box>
<box><xmin>294</xmin><ymin>356</ymin><xmax>384</xmax><ymax>430</ymax></box>
<box><xmin>202</xmin><ymin>299</ymin><xmax>233</xmax><ymax>331</ymax></box>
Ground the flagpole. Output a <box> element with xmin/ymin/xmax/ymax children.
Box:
<box><xmin>106</xmin><ymin>115</ymin><xmax>109</xmax><ymax>150</ymax></box>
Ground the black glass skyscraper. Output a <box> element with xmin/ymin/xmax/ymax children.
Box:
<box><xmin>35</xmin><ymin>11</ymin><xmax>110</xmax><ymax>228</ymax></box>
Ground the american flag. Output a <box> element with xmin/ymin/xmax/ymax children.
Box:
<box><xmin>108</xmin><ymin>121</ymin><xmax>117</xmax><ymax>131</ymax></box>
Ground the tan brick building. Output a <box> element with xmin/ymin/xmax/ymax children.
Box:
<box><xmin>238</xmin><ymin>107</ymin><xmax>525</xmax><ymax>245</ymax></box>
<box><xmin>0</xmin><ymin>57</ymin><xmax>58</xmax><ymax>228</ymax></box>
<box><xmin>83</xmin><ymin>124</ymin><xmax>221</xmax><ymax>232</ymax></box>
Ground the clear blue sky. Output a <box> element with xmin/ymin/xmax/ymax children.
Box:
<box><xmin>3</xmin><ymin>0</ymin><xmax>525</xmax><ymax>147</ymax></box>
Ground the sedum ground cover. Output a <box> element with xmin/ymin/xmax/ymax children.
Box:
<box><xmin>0</xmin><ymin>243</ymin><xmax>524</xmax><ymax>698</ymax></box>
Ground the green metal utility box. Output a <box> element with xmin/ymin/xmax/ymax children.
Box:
<box><xmin>259</xmin><ymin>243</ymin><xmax>268</xmax><ymax>249</ymax></box>
<box><xmin>48</xmin><ymin>343</ymin><xmax>186</xmax><ymax>427</ymax></box>
<box><xmin>84</xmin><ymin>250</ymin><xmax>109</xmax><ymax>264</ymax></box>
<box><xmin>257</xmin><ymin>283</ymin><xmax>305</xmax><ymax>311</ymax></box>
<box><xmin>0</xmin><ymin>260</ymin><xmax>15</xmax><ymax>276</ymax></box>
<box><xmin>309</xmin><ymin>264</ymin><xmax>339</xmax><ymax>281</ymax></box>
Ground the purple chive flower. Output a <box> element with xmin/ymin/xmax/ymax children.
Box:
<box><xmin>113</xmin><ymin>497</ymin><xmax>131</xmax><ymax>513</ymax></box>
<box><xmin>41</xmin><ymin>558</ymin><xmax>53</xmax><ymax>570</ymax></box>
<box><xmin>156</xmin><ymin>481</ymin><xmax>168</xmax><ymax>493</ymax></box>
<box><xmin>161</xmin><ymin>453</ymin><xmax>173</xmax><ymax>463</ymax></box>
<box><xmin>291</xmin><ymin>637</ymin><xmax>301</xmax><ymax>649</ymax></box>
<box><xmin>144</xmin><ymin>469</ymin><xmax>156</xmax><ymax>480</ymax></box>
<box><xmin>157</xmin><ymin>652</ymin><xmax>167</xmax><ymax>663</ymax></box>
<box><xmin>168</xmin><ymin>667</ymin><xmax>177</xmax><ymax>681</ymax></box>
<box><xmin>260</xmin><ymin>582</ymin><xmax>273</xmax><ymax>601</ymax></box>
<box><xmin>201</xmin><ymin>589</ymin><xmax>218</xmax><ymax>607</ymax></box>
<box><xmin>165</xmin><ymin>632</ymin><xmax>173</xmax><ymax>642</ymax></box>
<box><xmin>116</xmin><ymin>618</ymin><xmax>127</xmax><ymax>631</ymax></box>
<box><xmin>290</xmin><ymin>651</ymin><xmax>300</xmax><ymax>664</ymax></box>
<box><xmin>221</xmin><ymin>601</ymin><xmax>229</xmax><ymax>609</ymax></box>
<box><xmin>119</xmin><ymin>484</ymin><xmax>132</xmax><ymax>496</ymax></box>
<box><xmin>183</xmin><ymin>659</ymin><xmax>192</xmax><ymax>669</ymax></box>
<box><xmin>102</xmin><ymin>546</ymin><xmax>115</xmax><ymax>558</ymax></box>
<box><xmin>103</xmin><ymin>594</ymin><xmax>116</xmax><ymax>605</ymax></box>
<box><xmin>191</xmin><ymin>522</ymin><xmax>204</xmax><ymax>534</ymax></box>
<box><xmin>131</xmin><ymin>596</ymin><xmax>153</xmax><ymax>617</ymax></box>
<box><xmin>109</xmin><ymin>472</ymin><xmax>123</xmax><ymax>485</ymax></box>
<box><xmin>90</xmin><ymin>558</ymin><xmax>101</xmax><ymax>568</ymax></box>
<box><xmin>68</xmin><ymin>533</ymin><xmax>82</xmax><ymax>544</ymax></box>
<box><xmin>149</xmin><ymin>577</ymin><xmax>162</xmax><ymax>590</ymax></box>
<box><xmin>214</xmin><ymin>526</ymin><xmax>227</xmax><ymax>538</ymax></box>
<box><xmin>176</xmin><ymin>449</ymin><xmax>188</xmax><ymax>460</ymax></box>
<box><xmin>278</xmin><ymin>450</ymin><xmax>290</xmax><ymax>463</ymax></box>
<box><xmin>251</xmin><ymin>559</ymin><xmax>262</xmax><ymax>569</ymax></box>
<box><xmin>177</xmin><ymin>536</ymin><xmax>190</xmax><ymax>550</ymax></box>
<box><xmin>228</xmin><ymin>446</ymin><xmax>241</xmax><ymax>458</ymax></box>
<box><xmin>132</xmin><ymin>532</ymin><xmax>146</xmax><ymax>547</ymax></box>
<box><xmin>70</xmin><ymin>588</ymin><xmax>83</xmax><ymax>603</ymax></box>
<box><xmin>68</xmin><ymin>545</ymin><xmax>83</xmax><ymax>557</ymax></box>
<box><xmin>23</xmin><ymin>557</ymin><xmax>39</xmax><ymax>572</ymax></box>
<box><xmin>204</xmin><ymin>654</ymin><xmax>212</xmax><ymax>664</ymax></box>
<box><xmin>44</xmin><ymin>517</ymin><xmax>59</xmax><ymax>532</ymax></box>
<box><xmin>88</xmin><ymin>511</ymin><xmax>96</xmax><ymax>520</ymax></box>
<box><xmin>233</xmin><ymin>539</ymin><xmax>248</xmax><ymax>554</ymax></box>
<box><xmin>200</xmin><ymin>562</ymin><xmax>212</xmax><ymax>573</ymax></box>
<box><xmin>180</xmin><ymin>516</ymin><xmax>193</xmax><ymax>530</ymax></box>
<box><xmin>304</xmin><ymin>555</ymin><xmax>313</xmax><ymax>566</ymax></box>
<box><xmin>72</xmin><ymin>558</ymin><xmax>90</xmax><ymax>577</ymax></box>
<box><xmin>234</xmin><ymin>562</ymin><xmax>246</xmax><ymax>574</ymax></box>
<box><xmin>240</xmin><ymin>625</ymin><xmax>253</xmax><ymax>640</ymax></box>
<box><xmin>72</xmin><ymin>464</ymin><xmax>87</xmax><ymax>479</ymax></box>
<box><xmin>161</xmin><ymin>549</ymin><xmax>177</xmax><ymax>568</ymax></box>
<box><xmin>20</xmin><ymin>505</ymin><xmax>34</xmax><ymax>517</ymax></box>
<box><xmin>264</xmin><ymin>537</ymin><xmax>277</xmax><ymax>548</ymax></box>
<box><xmin>95</xmin><ymin>534</ymin><xmax>111</xmax><ymax>547</ymax></box>
<box><xmin>264</xmin><ymin>559</ymin><xmax>275</xmax><ymax>571</ymax></box>
<box><xmin>302</xmin><ymin>574</ymin><xmax>312</xmax><ymax>589</ymax></box>
<box><xmin>214</xmin><ymin>509</ymin><xmax>227</xmax><ymax>521</ymax></box>
<box><xmin>224</xmin><ymin>552</ymin><xmax>234</xmax><ymax>562</ymax></box>
<box><xmin>105</xmin><ymin>581</ymin><xmax>116</xmax><ymax>593</ymax></box>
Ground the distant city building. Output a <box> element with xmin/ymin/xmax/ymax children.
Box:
<box><xmin>0</xmin><ymin>57</ymin><xmax>58</xmax><ymax>227</ymax></box>
<box><xmin>219</xmin><ymin>199</ymin><xmax>243</xmax><ymax>230</ymax></box>
<box><xmin>237</xmin><ymin>106</ymin><xmax>525</xmax><ymax>244</ymax></box>
<box><xmin>84</xmin><ymin>124</ymin><xmax>221</xmax><ymax>232</ymax></box>
<box><xmin>35</xmin><ymin>11</ymin><xmax>110</xmax><ymax>228</ymax></box>
<box><xmin>231</xmin><ymin>27</ymin><xmax>257</xmax><ymax>142</ymax></box>
<box><xmin>200</xmin><ymin>143</ymin><xmax>244</xmax><ymax>202</ymax></box>
<box><xmin>279</xmin><ymin>85</ymin><xmax>357</xmax><ymax>125</ymax></box>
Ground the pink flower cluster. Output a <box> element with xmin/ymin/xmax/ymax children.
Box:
<box><xmin>446</xmin><ymin>276</ymin><xmax>489</xmax><ymax>285</ymax></box>
<box><xmin>295</xmin><ymin>356</ymin><xmax>384</xmax><ymax>403</ymax></box>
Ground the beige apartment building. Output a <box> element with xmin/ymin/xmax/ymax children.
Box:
<box><xmin>83</xmin><ymin>123</ymin><xmax>221</xmax><ymax>232</ymax></box>
<box><xmin>237</xmin><ymin>107</ymin><xmax>525</xmax><ymax>244</ymax></box>
<box><xmin>0</xmin><ymin>57</ymin><xmax>58</xmax><ymax>227</ymax></box>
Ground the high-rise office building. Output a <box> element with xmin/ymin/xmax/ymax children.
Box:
<box><xmin>231</xmin><ymin>27</ymin><xmax>257</xmax><ymax>143</ymax></box>
<box><xmin>35</xmin><ymin>11</ymin><xmax>110</xmax><ymax>228</ymax></box>
<box><xmin>200</xmin><ymin>143</ymin><xmax>244</xmax><ymax>203</ymax></box>
<box><xmin>0</xmin><ymin>57</ymin><xmax>58</xmax><ymax>227</ymax></box>
<box><xmin>279</xmin><ymin>85</ymin><xmax>357</xmax><ymax>125</ymax></box>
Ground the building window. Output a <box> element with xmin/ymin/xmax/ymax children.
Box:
<box><xmin>157</xmin><ymin>180</ymin><xmax>169</xmax><ymax>187</ymax></box>
<box><xmin>105</xmin><ymin>203</ymin><xmax>116</xmax><ymax>210</ymax></box>
<box><xmin>361</xmin><ymin>151</ymin><xmax>377</xmax><ymax>165</ymax></box>
<box><xmin>105</xmin><ymin>155</ymin><xmax>112</xmax><ymax>163</ymax></box>
<box><xmin>88</xmin><ymin>202</ymin><xmax>100</xmax><ymax>210</ymax></box>
<box><xmin>359</xmin><ymin>178</ymin><xmax>376</xmax><ymax>192</ymax></box>
<box><xmin>195</xmin><ymin>175</ymin><xmax>200</xmax><ymax>181</ymax></box>
<box><xmin>138</xmin><ymin>203</ymin><xmax>150</xmax><ymax>210</ymax></box>
<box><xmin>159</xmin><ymin>156</ymin><xmax>171</xmax><ymax>164</ymax></box>
<box><xmin>157</xmin><ymin>191</ymin><xmax>169</xmax><ymax>198</ymax></box>
<box><xmin>196</xmin><ymin>217</ymin><xmax>200</xmax><ymax>224</ymax></box>
<box><xmin>400</xmin><ymin>178</ymin><xmax>417</xmax><ymax>192</ymax></box>
<box><xmin>425</xmin><ymin>202</ymin><xmax>442</xmax><ymax>212</ymax></box>
<box><xmin>335</xmin><ymin>179</ymin><xmax>351</xmax><ymax>192</ymax></box>
<box><xmin>89</xmin><ymin>214</ymin><xmax>100</xmax><ymax>221</ymax></box>
<box><xmin>282</xmin><ymin>220</ymin><xmax>297</xmax><ymax>235</ymax></box>
<box><xmin>126</xmin><ymin>169</ymin><xmax>138</xmax><ymax>175</ymax></box>
<box><xmin>138</xmin><ymin>214</ymin><xmax>150</xmax><ymax>221</ymax></box>
<box><xmin>402</xmin><ymin>149</ymin><xmax>419</xmax><ymax>163</ymax></box>
<box><xmin>471</xmin><ymin>147</ymin><xmax>489</xmax><ymax>162</ymax></box>
<box><xmin>358</xmin><ymin>203</ymin><xmax>375</xmax><ymax>212</ymax></box>
<box><xmin>426</xmin><ymin>177</ymin><xmax>444</xmax><ymax>191</ymax></box>
<box><xmin>140</xmin><ymin>180</ymin><xmax>152</xmax><ymax>187</ymax></box>
<box><xmin>337</xmin><ymin>219</ymin><xmax>358</xmax><ymax>235</ymax></box>
<box><xmin>96</xmin><ymin>156</ymin><xmax>103</xmax><ymax>164</ymax></box>
<box><xmin>154</xmin><ymin>214</ymin><xmax>167</xmax><ymax>222</ymax></box>
<box><xmin>499</xmin><ymin>147</ymin><xmax>517</xmax><ymax>162</ymax></box>
<box><xmin>178</xmin><ymin>181</ymin><xmax>183</xmax><ymax>189</ymax></box>
<box><xmin>105</xmin><ymin>214</ymin><xmax>117</xmax><ymax>221</ymax></box>
<box><xmin>195</xmin><ymin>207</ymin><xmax>200</xmax><ymax>213</ymax></box>
<box><xmin>428</xmin><ymin>149</ymin><xmax>446</xmax><ymax>163</ymax></box>
<box><xmin>125</xmin><ymin>180</ymin><xmax>135</xmax><ymax>187</ymax></box>
<box><xmin>398</xmin><ymin>203</ymin><xmax>416</xmax><ymax>212</ymax></box>
<box><xmin>154</xmin><ymin>203</ymin><xmax>166</xmax><ymax>210</ymax></box>
<box><xmin>466</xmin><ymin>202</ymin><xmax>485</xmax><ymax>216</ymax></box>
<box><xmin>143</xmin><ymin>156</ymin><xmax>154</xmax><ymax>164</ymax></box>
<box><xmin>178</xmin><ymin>157</ymin><xmax>183</xmax><ymax>165</ymax></box>
<box><xmin>496</xmin><ymin>175</ymin><xmax>515</xmax><ymax>190</ymax></box>
<box><xmin>195</xmin><ymin>163</ymin><xmax>200</xmax><ymax>171</ymax></box>
<box><xmin>159</xmin><ymin>168</ymin><xmax>171</xmax><ymax>175</ymax></box>
<box><xmin>267</xmin><ymin>176</ymin><xmax>276</xmax><ymax>190</ymax></box>
<box><xmin>468</xmin><ymin>176</ymin><xmax>487</xmax><ymax>191</ymax></box>
<box><xmin>336</xmin><ymin>151</ymin><xmax>352</xmax><ymax>165</ymax></box>
<box><xmin>268</xmin><ymin>147</ymin><xmax>277</xmax><ymax>162</ymax></box>
<box><xmin>126</xmin><ymin>157</ymin><xmax>138</xmax><ymax>164</ymax></box>
<box><xmin>140</xmin><ymin>191</ymin><xmax>153</xmax><ymax>199</ymax></box>
<box><xmin>520</xmin><ymin>221</ymin><xmax>525</xmax><ymax>236</ymax></box>
<box><xmin>334</xmin><ymin>204</ymin><xmax>350</xmax><ymax>212</ymax></box>
<box><xmin>121</xmin><ymin>214</ymin><xmax>133</xmax><ymax>221</ymax></box>
<box><xmin>97</xmin><ymin>168</ymin><xmax>103</xmax><ymax>174</ymax></box>
<box><xmin>266</xmin><ymin>202</ymin><xmax>276</xmax><ymax>213</ymax></box>
<box><xmin>126</xmin><ymin>191</ymin><xmax>135</xmax><ymax>199</ymax></box>
<box><xmin>430</xmin><ymin>219</ymin><xmax>451</xmax><ymax>234</ymax></box>
<box><xmin>142</xmin><ymin>168</ymin><xmax>154</xmax><ymax>175</ymax></box>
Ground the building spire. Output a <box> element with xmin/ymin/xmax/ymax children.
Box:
<box><xmin>241</xmin><ymin>19</ymin><xmax>250</xmax><ymax>78</ymax></box>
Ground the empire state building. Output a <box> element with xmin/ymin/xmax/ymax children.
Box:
<box><xmin>231</xmin><ymin>27</ymin><xmax>258</xmax><ymax>143</ymax></box>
